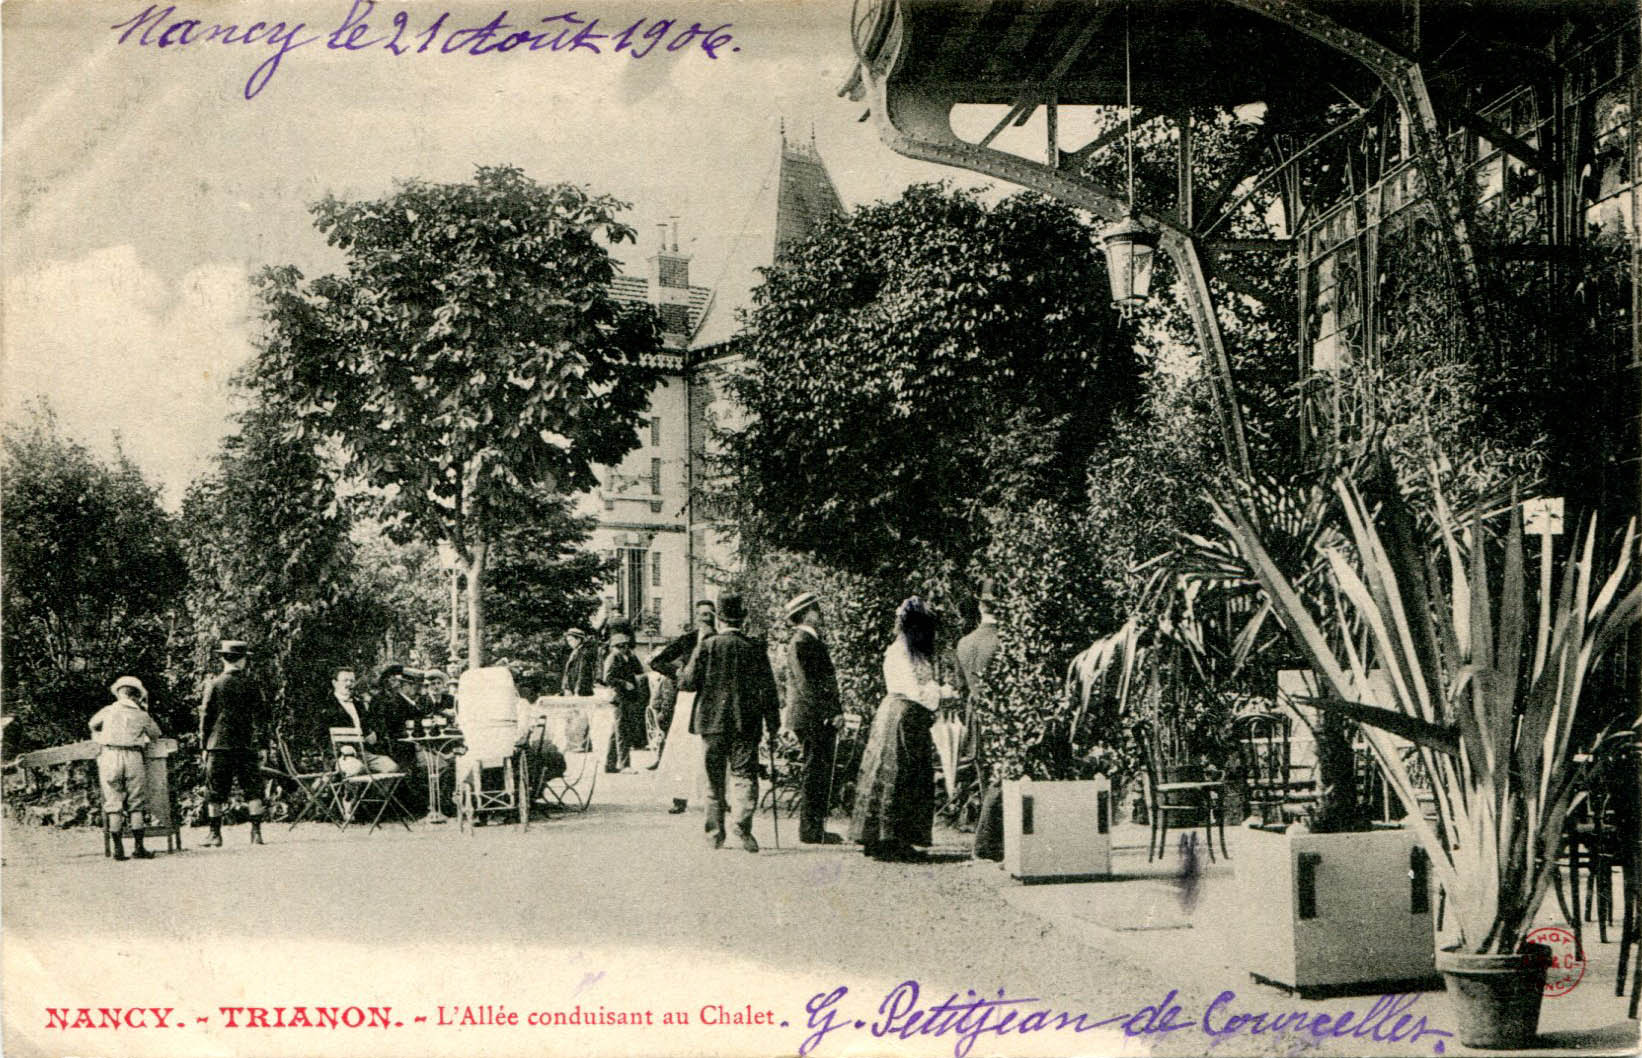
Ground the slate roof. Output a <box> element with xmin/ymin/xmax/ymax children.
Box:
<box><xmin>688</xmin><ymin>136</ymin><xmax>845</xmax><ymax>351</ymax></box>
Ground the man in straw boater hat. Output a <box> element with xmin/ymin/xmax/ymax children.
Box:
<box><xmin>679</xmin><ymin>593</ymin><xmax>782</xmax><ymax>852</ymax></box>
<box><xmin>782</xmin><ymin>591</ymin><xmax>845</xmax><ymax>844</ymax></box>
<box><xmin>89</xmin><ymin>676</ymin><xmax>165</xmax><ymax>861</ymax></box>
<box><xmin>198</xmin><ymin>639</ymin><xmax>270</xmax><ymax>847</ymax></box>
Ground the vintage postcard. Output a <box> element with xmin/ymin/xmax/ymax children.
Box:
<box><xmin>4</xmin><ymin>1</ymin><xmax>1638</xmax><ymax>1057</ymax></box>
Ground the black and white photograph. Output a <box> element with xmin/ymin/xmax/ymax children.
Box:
<box><xmin>3</xmin><ymin>1</ymin><xmax>1639</xmax><ymax>1056</ymax></box>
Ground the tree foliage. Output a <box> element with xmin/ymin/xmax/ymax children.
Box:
<box><xmin>1</xmin><ymin>404</ymin><xmax>186</xmax><ymax>750</ymax></box>
<box><xmin>721</xmin><ymin>184</ymin><xmax>1141</xmax><ymax>580</ymax></box>
<box><xmin>975</xmin><ymin>501</ymin><xmax>1115</xmax><ymax>782</ymax></box>
<box><xmin>249</xmin><ymin>165</ymin><xmax>660</xmax><ymax>665</ymax></box>
<box><xmin>179</xmin><ymin>402</ymin><xmax>393</xmax><ymax>750</ymax></box>
<box><xmin>481</xmin><ymin>489</ymin><xmax>608</xmax><ymax>663</ymax></box>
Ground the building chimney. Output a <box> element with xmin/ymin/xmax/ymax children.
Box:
<box><xmin>649</xmin><ymin>217</ymin><xmax>693</xmax><ymax>347</ymax></box>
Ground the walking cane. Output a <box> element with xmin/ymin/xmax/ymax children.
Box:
<box><xmin>767</xmin><ymin>733</ymin><xmax>781</xmax><ymax>850</ymax></box>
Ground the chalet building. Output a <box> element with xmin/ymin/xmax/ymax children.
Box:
<box><xmin>580</xmin><ymin>133</ymin><xmax>845</xmax><ymax>644</ymax></box>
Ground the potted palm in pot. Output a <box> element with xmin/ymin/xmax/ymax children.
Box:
<box><xmin>1211</xmin><ymin>468</ymin><xmax>1639</xmax><ymax>1047</ymax></box>
<box><xmin>1169</xmin><ymin>472</ymin><xmax>1434</xmax><ymax>996</ymax></box>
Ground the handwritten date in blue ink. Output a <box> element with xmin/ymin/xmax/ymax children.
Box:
<box><xmin>110</xmin><ymin>1</ymin><xmax>738</xmax><ymax>101</ymax></box>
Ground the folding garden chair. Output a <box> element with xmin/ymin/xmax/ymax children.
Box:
<box><xmin>328</xmin><ymin>727</ymin><xmax>412</xmax><ymax>834</ymax></box>
<box><xmin>264</xmin><ymin>735</ymin><xmax>341</xmax><ymax>830</ymax></box>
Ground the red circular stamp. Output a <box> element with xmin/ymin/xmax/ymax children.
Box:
<box><xmin>1528</xmin><ymin>925</ymin><xmax>1585</xmax><ymax>997</ymax></box>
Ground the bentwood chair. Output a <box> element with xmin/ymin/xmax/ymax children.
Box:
<box><xmin>530</xmin><ymin>697</ymin><xmax>618</xmax><ymax>812</ymax></box>
<box><xmin>1231</xmin><ymin>712</ymin><xmax>1314</xmax><ymax>826</ymax></box>
<box><xmin>1133</xmin><ymin>719</ymin><xmax>1228</xmax><ymax>863</ymax></box>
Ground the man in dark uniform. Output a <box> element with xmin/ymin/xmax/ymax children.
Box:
<box><xmin>783</xmin><ymin>592</ymin><xmax>844</xmax><ymax>844</ymax></box>
<box><xmin>645</xmin><ymin>600</ymin><xmax>715</xmax><ymax>770</ymax></box>
<box><xmin>199</xmin><ymin>639</ymin><xmax>270</xmax><ymax>847</ymax></box>
<box><xmin>680</xmin><ymin>593</ymin><xmax>781</xmax><ymax>853</ymax></box>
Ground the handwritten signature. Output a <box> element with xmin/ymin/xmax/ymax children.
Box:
<box><xmin>110</xmin><ymin>2</ymin><xmax>738</xmax><ymax>101</ymax></box>
<box><xmin>800</xmin><ymin>981</ymin><xmax>1455</xmax><ymax>1058</ymax></box>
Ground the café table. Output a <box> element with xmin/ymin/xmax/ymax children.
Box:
<box><xmin>399</xmin><ymin>729</ymin><xmax>464</xmax><ymax>824</ymax></box>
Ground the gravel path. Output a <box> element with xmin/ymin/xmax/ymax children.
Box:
<box><xmin>5</xmin><ymin>761</ymin><xmax>1634</xmax><ymax>1058</ymax></box>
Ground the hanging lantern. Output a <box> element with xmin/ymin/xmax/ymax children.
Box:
<box><xmin>1100</xmin><ymin>215</ymin><xmax>1158</xmax><ymax>314</ymax></box>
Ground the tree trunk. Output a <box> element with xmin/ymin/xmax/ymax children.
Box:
<box><xmin>466</xmin><ymin>538</ymin><xmax>488</xmax><ymax>670</ymax></box>
<box><xmin>447</xmin><ymin>569</ymin><xmax>462</xmax><ymax>668</ymax></box>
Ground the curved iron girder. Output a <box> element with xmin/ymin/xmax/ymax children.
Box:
<box><xmin>851</xmin><ymin>4</ymin><xmax>1253</xmax><ymax>480</ymax></box>
<box><xmin>1216</xmin><ymin>0</ymin><xmax>1490</xmax><ymax>355</ymax></box>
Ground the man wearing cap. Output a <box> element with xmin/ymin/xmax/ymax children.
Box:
<box><xmin>198</xmin><ymin>640</ymin><xmax>270</xmax><ymax>847</ymax></box>
<box><xmin>680</xmin><ymin>593</ymin><xmax>782</xmax><ymax>852</ymax></box>
<box><xmin>421</xmin><ymin>670</ymin><xmax>456</xmax><ymax>719</ymax></box>
<box><xmin>783</xmin><ymin>592</ymin><xmax>845</xmax><ymax>844</ymax></box>
<box><xmin>562</xmin><ymin>628</ymin><xmax>598</xmax><ymax>698</ymax></box>
<box><xmin>89</xmin><ymin>677</ymin><xmax>164</xmax><ymax>861</ymax></box>
<box><xmin>602</xmin><ymin>623</ymin><xmax>648</xmax><ymax>773</ymax></box>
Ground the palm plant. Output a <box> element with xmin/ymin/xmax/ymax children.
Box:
<box><xmin>1168</xmin><ymin>470</ymin><xmax>1377</xmax><ymax>832</ymax></box>
<box><xmin>1211</xmin><ymin>471</ymin><xmax>1639</xmax><ymax>954</ymax></box>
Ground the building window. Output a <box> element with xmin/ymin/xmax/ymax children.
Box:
<box><xmin>651</xmin><ymin>551</ymin><xmax>662</xmax><ymax>587</ymax></box>
<box><xmin>603</xmin><ymin>497</ymin><xmax>614</xmax><ymax>511</ymax></box>
<box><xmin>650</xmin><ymin>458</ymin><xmax>661</xmax><ymax>495</ymax></box>
<box><xmin>650</xmin><ymin>417</ymin><xmax>661</xmax><ymax>447</ymax></box>
<box><xmin>618</xmin><ymin>548</ymin><xmax>646</xmax><ymax>624</ymax></box>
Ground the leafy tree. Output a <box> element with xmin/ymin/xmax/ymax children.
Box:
<box><xmin>481</xmin><ymin>489</ymin><xmax>608</xmax><ymax>664</ymax></box>
<box><xmin>974</xmin><ymin>500</ymin><xmax>1116</xmax><ymax>783</ymax></box>
<box><xmin>251</xmin><ymin>165</ymin><xmax>660</xmax><ymax>666</ymax></box>
<box><xmin>179</xmin><ymin>402</ymin><xmax>393</xmax><ymax>751</ymax></box>
<box><xmin>721</xmin><ymin>184</ymin><xmax>1140</xmax><ymax>580</ymax></box>
<box><xmin>1</xmin><ymin>404</ymin><xmax>186</xmax><ymax>751</ymax></box>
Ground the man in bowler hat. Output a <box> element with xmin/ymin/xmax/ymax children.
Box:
<box><xmin>680</xmin><ymin>593</ymin><xmax>781</xmax><ymax>852</ymax></box>
<box><xmin>783</xmin><ymin>592</ymin><xmax>844</xmax><ymax>844</ymax></box>
<box><xmin>198</xmin><ymin>639</ymin><xmax>270</xmax><ymax>846</ymax></box>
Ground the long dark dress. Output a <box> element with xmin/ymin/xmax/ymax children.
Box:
<box><xmin>849</xmin><ymin>693</ymin><xmax>936</xmax><ymax>851</ymax></box>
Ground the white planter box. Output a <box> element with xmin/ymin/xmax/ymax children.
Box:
<box><xmin>1238</xmin><ymin>825</ymin><xmax>1438</xmax><ymax>996</ymax></box>
<box><xmin>1003</xmin><ymin>777</ymin><xmax>1112</xmax><ymax>882</ymax></box>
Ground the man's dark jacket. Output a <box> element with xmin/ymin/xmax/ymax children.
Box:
<box><xmin>680</xmin><ymin>629</ymin><xmax>781</xmax><ymax>740</ymax></box>
<box><xmin>647</xmin><ymin>628</ymin><xmax>701</xmax><ymax>682</ymax></box>
<box><xmin>199</xmin><ymin>669</ymin><xmax>267</xmax><ymax>751</ymax></box>
<box><xmin>563</xmin><ymin>641</ymin><xmax>599</xmax><ymax>697</ymax></box>
<box><xmin>784</xmin><ymin>628</ymin><xmax>841</xmax><ymax>736</ymax></box>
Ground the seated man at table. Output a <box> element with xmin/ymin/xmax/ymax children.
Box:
<box><xmin>420</xmin><ymin>669</ymin><xmax>457</xmax><ymax>720</ymax></box>
<box><xmin>329</xmin><ymin>667</ymin><xmax>402</xmax><ymax>778</ymax></box>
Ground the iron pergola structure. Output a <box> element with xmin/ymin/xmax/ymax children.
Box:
<box><xmin>843</xmin><ymin>0</ymin><xmax>1639</xmax><ymax>503</ymax></box>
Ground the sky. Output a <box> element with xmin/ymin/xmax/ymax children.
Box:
<box><xmin>2</xmin><ymin>0</ymin><xmax>1015</xmax><ymax>504</ymax></box>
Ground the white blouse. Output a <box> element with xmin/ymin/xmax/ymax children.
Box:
<box><xmin>883</xmin><ymin>642</ymin><xmax>943</xmax><ymax>711</ymax></box>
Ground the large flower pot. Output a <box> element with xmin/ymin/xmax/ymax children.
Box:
<box><xmin>1237</xmin><ymin>825</ymin><xmax>1438</xmax><ymax>997</ymax></box>
<box><xmin>1002</xmin><ymin>777</ymin><xmax>1112</xmax><ymax>882</ymax></box>
<box><xmin>1436</xmin><ymin>943</ymin><xmax>1550</xmax><ymax>1049</ymax></box>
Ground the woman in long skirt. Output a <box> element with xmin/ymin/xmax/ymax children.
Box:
<box><xmin>850</xmin><ymin>597</ymin><xmax>953</xmax><ymax>861</ymax></box>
